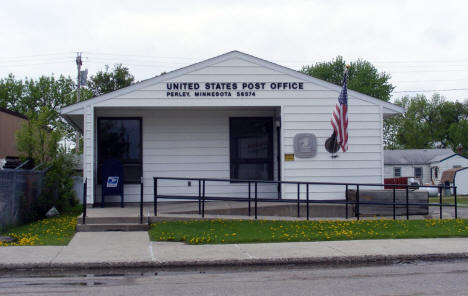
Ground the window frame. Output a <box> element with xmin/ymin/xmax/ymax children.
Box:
<box><xmin>97</xmin><ymin>117</ymin><xmax>143</xmax><ymax>184</ymax></box>
<box><xmin>229</xmin><ymin>117</ymin><xmax>274</xmax><ymax>181</ymax></box>
<box><xmin>394</xmin><ymin>167</ymin><xmax>401</xmax><ymax>177</ymax></box>
<box><xmin>414</xmin><ymin>167</ymin><xmax>423</xmax><ymax>179</ymax></box>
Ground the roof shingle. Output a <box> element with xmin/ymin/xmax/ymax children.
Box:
<box><xmin>384</xmin><ymin>149</ymin><xmax>454</xmax><ymax>165</ymax></box>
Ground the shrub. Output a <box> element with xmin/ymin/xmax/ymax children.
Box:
<box><xmin>20</xmin><ymin>150</ymin><xmax>77</xmax><ymax>223</ymax></box>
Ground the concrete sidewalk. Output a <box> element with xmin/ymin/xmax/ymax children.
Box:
<box><xmin>0</xmin><ymin>232</ymin><xmax>467</xmax><ymax>270</ymax></box>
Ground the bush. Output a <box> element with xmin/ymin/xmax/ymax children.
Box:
<box><xmin>21</xmin><ymin>151</ymin><xmax>77</xmax><ymax>223</ymax></box>
<box><xmin>15</xmin><ymin>105</ymin><xmax>79</xmax><ymax>223</ymax></box>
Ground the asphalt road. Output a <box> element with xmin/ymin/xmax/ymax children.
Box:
<box><xmin>1</xmin><ymin>260</ymin><xmax>467</xmax><ymax>296</ymax></box>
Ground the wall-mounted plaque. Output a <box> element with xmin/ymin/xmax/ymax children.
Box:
<box><xmin>294</xmin><ymin>133</ymin><xmax>317</xmax><ymax>158</ymax></box>
<box><xmin>284</xmin><ymin>153</ymin><xmax>295</xmax><ymax>161</ymax></box>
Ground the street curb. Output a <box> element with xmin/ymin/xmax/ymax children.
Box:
<box><xmin>1</xmin><ymin>253</ymin><xmax>467</xmax><ymax>272</ymax></box>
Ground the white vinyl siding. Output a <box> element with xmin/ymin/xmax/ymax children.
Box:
<box><xmin>94</xmin><ymin>108</ymin><xmax>278</xmax><ymax>203</ymax></box>
<box><xmin>281</xmin><ymin>101</ymin><xmax>382</xmax><ymax>199</ymax></box>
<box><xmin>454</xmin><ymin>169</ymin><xmax>468</xmax><ymax>195</ymax></box>
<box><xmin>76</xmin><ymin>54</ymin><xmax>396</xmax><ymax>204</ymax></box>
<box><xmin>384</xmin><ymin>164</ymin><xmax>431</xmax><ymax>184</ymax></box>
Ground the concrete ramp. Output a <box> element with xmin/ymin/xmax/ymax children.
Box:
<box><xmin>169</xmin><ymin>203</ymin><xmax>350</xmax><ymax>218</ymax></box>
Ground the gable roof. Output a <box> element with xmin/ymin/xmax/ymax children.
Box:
<box><xmin>0</xmin><ymin>107</ymin><xmax>28</xmax><ymax>120</ymax></box>
<box><xmin>61</xmin><ymin>50</ymin><xmax>405</xmax><ymax>116</ymax></box>
<box><xmin>384</xmin><ymin>149</ymin><xmax>455</xmax><ymax>165</ymax></box>
<box><xmin>430</xmin><ymin>152</ymin><xmax>468</xmax><ymax>162</ymax></box>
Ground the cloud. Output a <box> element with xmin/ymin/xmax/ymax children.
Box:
<box><xmin>0</xmin><ymin>0</ymin><xmax>467</xmax><ymax>101</ymax></box>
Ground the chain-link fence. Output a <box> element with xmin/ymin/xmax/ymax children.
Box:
<box><xmin>0</xmin><ymin>168</ymin><xmax>44</xmax><ymax>232</ymax></box>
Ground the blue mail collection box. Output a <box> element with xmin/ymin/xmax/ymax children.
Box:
<box><xmin>101</xmin><ymin>159</ymin><xmax>124</xmax><ymax>207</ymax></box>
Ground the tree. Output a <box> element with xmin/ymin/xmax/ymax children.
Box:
<box><xmin>0</xmin><ymin>74</ymin><xmax>75</xmax><ymax>116</ymax></box>
<box><xmin>1</xmin><ymin>65</ymin><xmax>136</xmax><ymax>218</ymax></box>
<box><xmin>0</xmin><ymin>74</ymin><xmax>24</xmax><ymax>113</ymax></box>
<box><xmin>16</xmin><ymin>106</ymin><xmax>61</xmax><ymax>164</ymax></box>
<box><xmin>1</xmin><ymin>64</ymin><xmax>136</xmax><ymax>152</ymax></box>
<box><xmin>1</xmin><ymin>65</ymin><xmax>135</xmax><ymax>120</ymax></box>
<box><xmin>87</xmin><ymin>64</ymin><xmax>135</xmax><ymax>97</ymax></box>
<box><xmin>0</xmin><ymin>74</ymin><xmax>25</xmax><ymax>114</ymax></box>
<box><xmin>383</xmin><ymin>112</ymin><xmax>403</xmax><ymax>150</ymax></box>
<box><xmin>301</xmin><ymin>56</ymin><xmax>395</xmax><ymax>101</ymax></box>
<box><xmin>448</xmin><ymin>120</ymin><xmax>468</xmax><ymax>155</ymax></box>
<box><xmin>0</xmin><ymin>74</ymin><xmax>76</xmax><ymax>135</ymax></box>
<box><xmin>385</xmin><ymin>94</ymin><xmax>468</xmax><ymax>155</ymax></box>
<box><xmin>15</xmin><ymin>106</ymin><xmax>75</xmax><ymax>220</ymax></box>
<box><xmin>394</xmin><ymin>95</ymin><xmax>435</xmax><ymax>149</ymax></box>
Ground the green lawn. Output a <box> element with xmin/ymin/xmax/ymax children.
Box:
<box><xmin>149</xmin><ymin>219</ymin><xmax>468</xmax><ymax>245</ymax></box>
<box><xmin>0</xmin><ymin>206</ymin><xmax>81</xmax><ymax>246</ymax></box>
<box><xmin>429</xmin><ymin>195</ymin><xmax>468</xmax><ymax>207</ymax></box>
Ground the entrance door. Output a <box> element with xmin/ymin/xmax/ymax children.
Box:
<box><xmin>229</xmin><ymin>117</ymin><xmax>273</xmax><ymax>181</ymax></box>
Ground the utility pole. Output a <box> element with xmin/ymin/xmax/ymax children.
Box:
<box><xmin>75</xmin><ymin>52</ymin><xmax>82</xmax><ymax>153</ymax></box>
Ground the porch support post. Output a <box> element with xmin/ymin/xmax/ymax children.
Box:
<box><xmin>83</xmin><ymin>104</ymin><xmax>95</xmax><ymax>206</ymax></box>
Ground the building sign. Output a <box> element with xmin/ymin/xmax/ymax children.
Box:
<box><xmin>106</xmin><ymin>176</ymin><xmax>119</xmax><ymax>188</ymax></box>
<box><xmin>284</xmin><ymin>153</ymin><xmax>295</xmax><ymax>161</ymax></box>
<box><xmin>294</xmin><ymin>133</ymin><xmax>317</xmax><ymax>158</ymax></box>
<box><xmin>166</xmin><ymin>82</ymin><xmax>304</xmax><ymax>97</ymax></box>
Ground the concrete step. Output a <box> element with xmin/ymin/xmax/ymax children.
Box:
<box><xmin>78</xmin><ymin>216</ymin><xmax>143</xmax><ymax>224</ymax></box>
<box><xmin>76</xmin><ymin>223</ymin><xmax>149</xmax><ymax>232</ymax></box>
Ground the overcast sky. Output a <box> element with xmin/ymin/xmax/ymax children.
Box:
<box><xmin>1</xmin><ymin>0</ymin><xmax>467</xmax><ymax>102</ymax></box>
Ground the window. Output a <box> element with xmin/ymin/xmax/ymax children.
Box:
<box><xmin>98</xmin><ymin>118</ymin><xmax>142</xmax><ymax>183</ymax></box>
<box><xmin>434</xmin><ymin>167</ymin><xmax>439</xmax><ymax>179</ymax></box>
<box><xmin>230</xmin><ymin>117</ymin><xmax>273</xmax><ymax>180</ymax></box>
<box><xmin>394</xmin><ymin>167</ymin><xmax>401</xmax><ymax>177</ymax></box>
<box><xmin>414</xmin><ymin>167</ymin><xmax>422</xmax><ymax>179</ymax></box>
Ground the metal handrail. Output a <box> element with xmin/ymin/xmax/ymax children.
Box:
<box><xmin>153</xmin><ymin>176</ymin><xmax>458</xmax><ymax>221</ymax></box>
<box><xmin>82</xmin><ymin>178</ymin><xmax>87</xmax><ymax>224</ymax></box>
<box><xmin>140</xmin><ymin>177</ymin><xmax>144</xmax><ymax>224</ymax></box>
<box><xmin>152</xmin><ymin>176</ymin><xmax>453</xmax><ymax>188</ymax></box>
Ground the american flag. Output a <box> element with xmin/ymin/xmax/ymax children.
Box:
<box><xmin>331</xmin><ymin>70</ymin><xmax>349</xmax><ymax>152</ymax></box>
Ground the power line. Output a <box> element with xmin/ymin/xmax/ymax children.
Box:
<box><xmin>0</xmin><ymin>52</ymin><xmax>74</xmax><ymax>60</ymax></box>
<box><xmin>0</xmin><ymin>57</ymin><xmax>74</xmax><ymax>63</ymax></box>
<box><xmin>86</xmin><ymin>57</ymin><xmax>189</xmax><ymax>66</ymax></box>
<box><xmin>372</xmin><ymin>60</ymin><xmax>468</xmax><ymax>64</ymax></box>
<box><xmin>391</xmin><ymin>70</ymin><xmax>468</xmax><ymax>73</ymax></box>
<box><xmin>4</xmin><ymin>51</ymin><xmax>468</xmax><ymax>66</ymax></box>
<box><xmin>0</xmin><ymin>60</ymin><xmax>73</xmax><ymax>67</ymax></box>
<box><xmin>1</xmin><ymin>52</ymin><xmax>468</xmax><ymax>97</ymax></box>
<box><xmin>393</xmin><ymin>79</ymin><xmax>468</xmax><ymax>83</ymax></box>
<box><xmin>5</xmin><ymin>51</ymin><xmax>468</xmax><ymax>73</ymax></box>
<box><xmin>84</xmin><ymin>51</ymin><xmax>199</xmax><ymax>60</ymax></box>
<box><xmin>393</xmin><ymin>88</ymin><xmax>468</xmax><ymax>93</ymax></box>
<box><xmin>378</xmin><ymin>64</ymin><xmax>468</xmax><ymax>68</ymax></box>
<box><xmin>86</xmin><ymin>60</ymin><xmax>185</xmax><ymax>68</ymax></box>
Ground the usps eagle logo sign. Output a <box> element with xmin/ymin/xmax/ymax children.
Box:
<box><xmin>106</xmin><ymin>176</ymin><xmax>119</xmax><ymax>188</ymax></box>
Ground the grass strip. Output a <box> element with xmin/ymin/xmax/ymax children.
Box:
<box><xmin>149</xmin><ymin>219</ymin><xmax>468</xmax><ymax>245</ymax></box>
<box><xmin>0</xmin><ymin>206</ymin><xmax>81</xmax><ymax>246</ymax></box>
<box><xmin>429</xmin><ymin>195</ymin><xmax>468</xmax><ymax>207</ymax></box>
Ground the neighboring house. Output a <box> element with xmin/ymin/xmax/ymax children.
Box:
<box><xmin>0</xmin><ymin>107</ymin><xmax>28</xmax><ymax>168</ymax></box>
<box><xmin>61</xmin><ymin>50</ymin><xmax>404</xmax><ymax>206</ymax></box>
<box><xmin>430</xmin><ymin>153</ymin><xmax>468</xmax><ymax>184</ymax></box>
<box><xmin>384</xmin><ymin>149</ymin><xmax>468</xmax><ymax>184</ymax></box>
